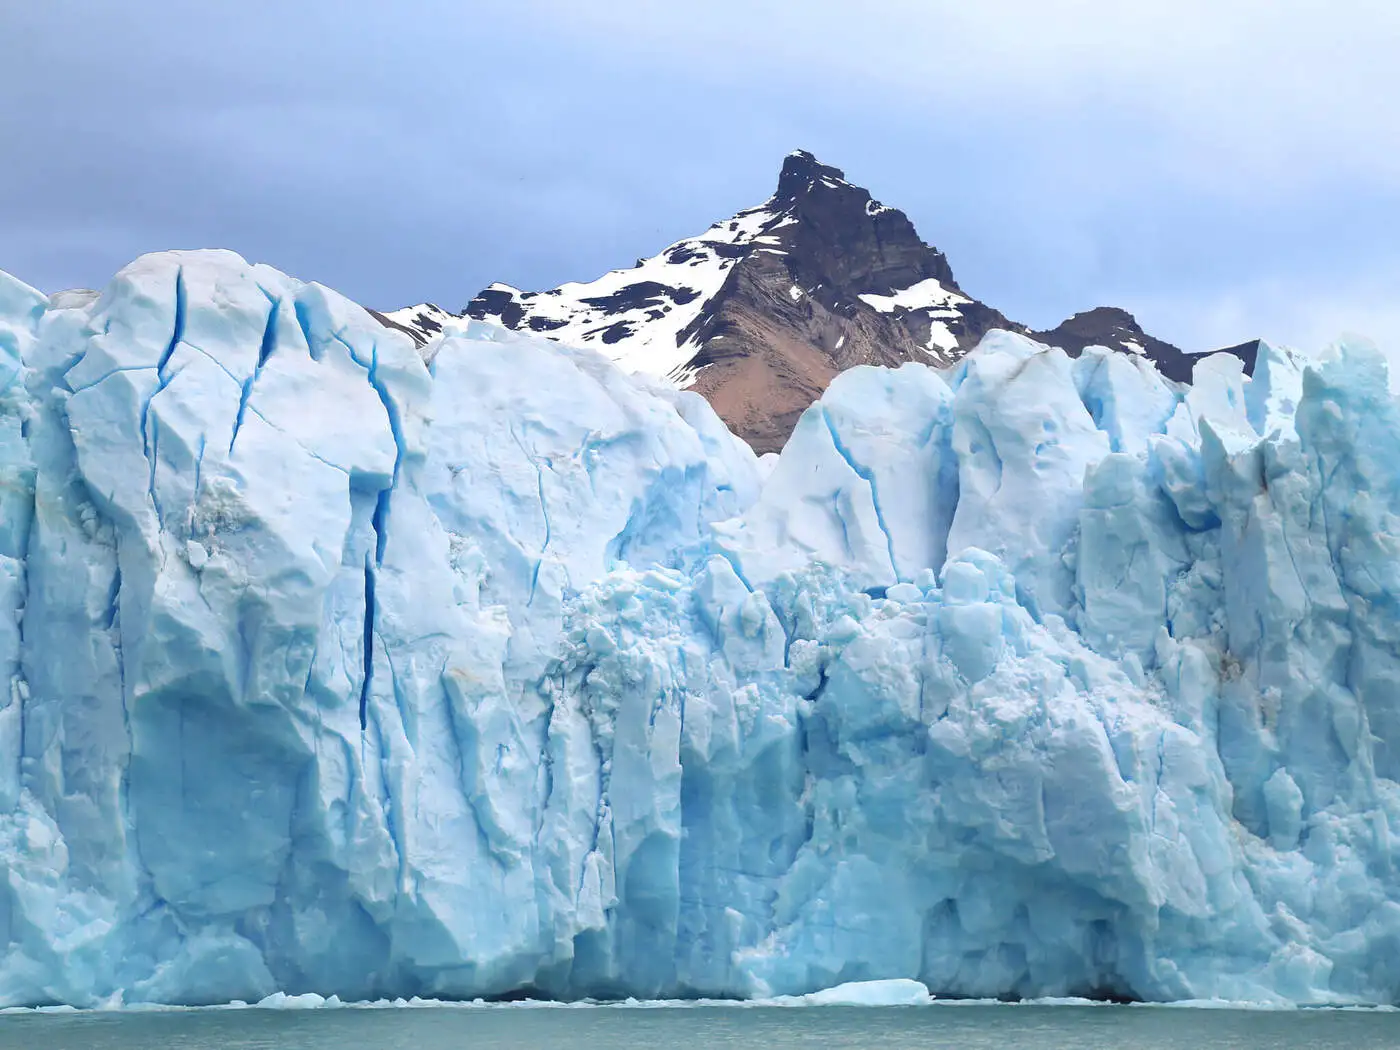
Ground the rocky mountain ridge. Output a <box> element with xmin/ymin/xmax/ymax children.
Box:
<box><xmin>385</xmin><ymin>151</ymin><xmax>1253</xmax><ymax>452</ymax></box>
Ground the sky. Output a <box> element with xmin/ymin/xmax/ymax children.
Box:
<box><xmin>3</xmin><ymin>1</ymin><xmax>1399</xmax><ymax>355</ymax></box>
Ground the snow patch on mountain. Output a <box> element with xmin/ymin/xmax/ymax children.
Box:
<box><xmin>858</xmin><ymin>277</ymin><xmax>971</xmax><ymax>353</ymax></box>
<box><xmin>381</xmin><ymin>303</ymin><xmax>469</xmax><ymax>346</ymax></box>
<box><xmin>856</xmin><ymin>277</ymin><xmax>967</xmax><ymax>315</ymax></box>
<box><xmin>469</xmin><ymin>203</ymin><xmax>791</xmax><ymax>382</ymax></box>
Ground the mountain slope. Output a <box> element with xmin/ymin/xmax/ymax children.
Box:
<box><xmin>387</xmin><ymin>152</ymin><xmax>1252</xmax><ymax>452</ymax></box>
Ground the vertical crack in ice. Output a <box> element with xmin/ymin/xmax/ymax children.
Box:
<box><xmin>337</xmin><ymin>332</ymin><xmax>406</xmax><ymax>564</ymax></box>
<box><xmin>11</xmin><ymin>428</ymin><xmax>38</xmax><ymax>774</ymax></box>
<box><xmin>157</xmin><ymin>267</ymin><xmax>186</xmax><ymax>380</ymax></box>
<box><xmin>230</xmin><ymin>297</ymin><xmax>279</xmax><ymax>455</ymax></box>
<box><xmin>509</xmin><ymin>423</ymin><xmax>551</xmax><ymax>604</ymax></box>
<box><xmin>140</xmin><ymin>266</ymin><xmax>185</xmax><ymax>528</ymax></box>
<box><xmin>230</xmin><ymin>377</ymin><xmax>255</xmax><ymax>456</ymax></box>
<box><xmin>321</xmin><ymin>326</ymin><xmax>403</xmax><ymax>735</ymax></box>
<box><xmin>819</xmin><ymin>405</ymin><xmax>899</xmax><ymax>580</ymax></box>
<box><xmin>440</xmin><ymin>673</ymin><xmax>470</xmax><ymax>803</ymax></box>
<box><xmin>537</xmin><ymin>462</ymin><xmax>552</xmax><ymax>554</ymax></box>
<box><xmin>257</xmin><ymin>296</ymin><xmax>278</xmax><ymax>367</ymax></box>
<box><xmin>109</xmin><ymin>535</ymin><xmax>134</xmax><ymax>872</ymax></box>
<box><xmin>830</xmin><ymin>489</ymin><xmax>853</xmax><ymax>556</ymax></box>
<box><xmin>530</xmin><ymin>453</ymin><xmax>552</xmax><ymax>605</ymax></box>
<box><xmin>192</xmin><ymin>434</ymin><xmax>206</xmax><ymax>502</ymax></box>
<box><xmin>294</xmin><ymin>300</ymin><xmax>317</xmax><ymax>360</ymax></box>
<box><xmin>360</xmin><ymin>551</ymin><xmax>375</xmax><ymax>734</ymax></box>
<box><xmin>334</xmin><ymin>331</ymin><xmax>404</xmax><ymax>473</ymax></box>
<box><xmin>146</xmin><ymin>416</ymin><xmax>164</xmax><ymax>530</ymax></box>
<box><xmin>102</xmin><ymin>565</ymin><xmax>122</xmax><ymax>631</ymax></box>
<box><xmin>371</xmin><ymin>491</ymin><xmax>390</xmax><ymax>566</ymax></box>
<box><xmin>1150</xmin><ymin>729</ymin><xmax>1167</xmax><ymax>833</ymax></box>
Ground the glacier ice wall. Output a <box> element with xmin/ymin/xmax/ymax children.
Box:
<box><xmin>2</xmin><ymin>251</ymin><xmax>1400</xmax><ymax>1007</ymax></box>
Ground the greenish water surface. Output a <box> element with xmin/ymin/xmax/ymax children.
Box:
<box><xmin>1</xmin><ymin>1002</ymin><xmax>1396</xmax><ymax>1050</ymax></box>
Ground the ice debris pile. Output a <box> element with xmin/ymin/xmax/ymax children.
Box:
<box><xmin>3</xmin><ymin>250</ymin><xmax>1400</xmax><ymax>1008</ymax></box>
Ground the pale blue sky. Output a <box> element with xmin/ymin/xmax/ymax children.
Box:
<box><xmin>3</xmin><ymin>1</ymin><xmax>1399</xmax><ymax>354</ymax></box>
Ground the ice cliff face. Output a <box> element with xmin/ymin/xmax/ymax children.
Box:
<box><xmin>2</xmin><ymin>250</ymin><xmax>1400</xmax><ymax>1008</ymax></box>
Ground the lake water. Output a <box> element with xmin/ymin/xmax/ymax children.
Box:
<box><xmin>1</xmin><ymin>1003</ymin><xmax>1398</xmax><ymax>1050</ymax></box>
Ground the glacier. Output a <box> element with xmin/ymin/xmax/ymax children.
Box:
<box><xmin>2</xmin><ymin>250</ymin><xmax>1400</xmax><ymax>1007</ymax></box>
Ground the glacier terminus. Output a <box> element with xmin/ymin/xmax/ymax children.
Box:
<box><xmin>3</xmin><ymin>249</ymin><xmax>1400</xmax><ymax>1008</ymax></box>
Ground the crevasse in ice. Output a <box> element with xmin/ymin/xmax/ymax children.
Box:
<box><xmin>2</xmin><ymin>249</ymin><xmax>1399</xmax><ymax>1007</ymax></box>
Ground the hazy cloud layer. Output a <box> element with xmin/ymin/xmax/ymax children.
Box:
<box><xmin>3</xmin><ymin>1</ymin><xmax>1398</xmax><ymax>355</ymax></box>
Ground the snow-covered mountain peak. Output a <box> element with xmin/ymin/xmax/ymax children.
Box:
<box><xmin>448</xmin><ymin>150</ymin><xmax>1008</xmax><ymax>442</ymax></box>
<box><xmin>383</xmin><ymin>152</ymin><xmax>1256</xmax><ymax>452</ymax></box>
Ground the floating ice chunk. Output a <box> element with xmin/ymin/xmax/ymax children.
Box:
<box><xmin>256</xmin><ymin>991</ymin><xmax>329</xmax><ymax>1009</ymax></box>
<box><xmin>802</xmin><ymin>979</ymin><xmax>933</xmax><ymax>1006</ymax></box>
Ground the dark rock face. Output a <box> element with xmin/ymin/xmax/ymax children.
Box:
<box><xmin>767</xmin><ymin>152</ymin><xmax>957</xmax><ymax>314</ymax></box>
<box><xmin>1211</xmin><ymin>339</ymin><xmax>1262</xmax><ymax>375</ymax></box>
<box><xmin>1032</xmin><ymin>307</ymin><xmax>1198</xmax><ymax>383</ymax></box>
<box><xmin>383</xmin><ymin>152</ymin><xmax>1256</xmax><ymax>452</ymax></box>
<box><xmin>1030</xmin><ymin>309</ymin><xmax>1263</xmax><ymax>385</ymax></box>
